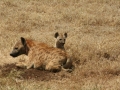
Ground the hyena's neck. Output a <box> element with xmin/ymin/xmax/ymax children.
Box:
<box><xmin>25</xmin><ymin>40</ymin><xmax>34</xmax><ymax>55</ymax></box>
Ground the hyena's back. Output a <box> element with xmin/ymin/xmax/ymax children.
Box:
<box><xmin>26</xmin><ymin>39</ymin><xmax>49</xmax><ymax>48</ymax></box>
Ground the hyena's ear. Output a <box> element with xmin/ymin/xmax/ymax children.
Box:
<box><xmin>21</xmin><ymin>37</ymin><xmax>26</xmax><ymax>46</ymax></box>
<box><xmin>54</xmin><ymin>32</ymin><xmax>59</xmax><ymax>38</ymax></box>
<box><xmin>64</xmin><ymin>32</ymin><xmax>67</xmax><ymax>38</ymax></box>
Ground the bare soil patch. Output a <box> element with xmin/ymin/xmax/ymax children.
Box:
<box><xmin>0</xmin><ymin>63</ymin><xmax>71</xmax><ymax>81</ymax></box>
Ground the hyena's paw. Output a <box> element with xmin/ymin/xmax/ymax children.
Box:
<box><xmin>26</xmin><ymin>63</ymin><xmax>34</xmax><ymax>69</ymax></box>
<box><xmin>62</xmin><ymin>67</ymin><xmax>73</xmax><ymax>73</ymax></box>
<box><xmin>16</xmin><ymin>62</ymin><xmax>26</xmax><ymax>69</ymax></box>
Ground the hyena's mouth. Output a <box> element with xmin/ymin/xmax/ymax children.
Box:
<box><xmin>10</xmin><ymin>52</ymin><xmax>19</xmax><ymax>57</ymax></box>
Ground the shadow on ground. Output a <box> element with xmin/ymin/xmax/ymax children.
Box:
<box><xmin>0</xmin><ymin>63</ymin><xmax>71</xmax><ymax>81</ymax></box>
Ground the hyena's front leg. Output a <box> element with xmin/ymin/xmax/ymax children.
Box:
<box><xmin>16</xmin><ymin>61</ymin><xmax>26</xmax><ymax>68</ymax></box>
<box><xmin>25</xmin><ymin>57</ymin><xmax>34</xmax><ymax>69</ymax></box>
<box><xmin>16</xmin><ymin>56</ymin><xmax>29</xmax><ymax>68</ymax></box>
<box><xmin>26</xmin><ymin>61</ymin><xmax>34</xmax><ymax>69</ymax></box>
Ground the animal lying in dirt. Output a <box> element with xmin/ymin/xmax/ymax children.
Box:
<box><xmin>10</xmin><ymin>37</ymin><xmax>72</xmax><ymax>72</ymax></box>
<box><xmin>54</xmin><ymin>32</ymin><xmax>73</xmax><ymax>70</ymax></box>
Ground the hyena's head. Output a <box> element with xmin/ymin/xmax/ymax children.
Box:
<box><xmin>54</xmin><ymin>32</ymin><xmax>67</xmax><ymax>50</ymax></box>
<box><xmin>10</xmin><ymin>37</ymin><xmax>29</xmax><ymax>57</ymax></box>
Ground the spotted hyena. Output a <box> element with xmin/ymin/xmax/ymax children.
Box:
<box><xmin>54</xmin><ymin>32</ymin><xmax>73</xmax><ymax>70</ymax></box>
<box><xmin>54</xmin><ymin>32</ymin><xmax>67</xmax><ymax>50</ymax></box>
<box><xmin>10</xmin><ymin>37</ymin><xmax>71</xmax><ymax>72</ymax></box>
<box><xmin>10</xmin><ymin>38</ymin><xmax>49</xmax><ymax>67</ymax></box>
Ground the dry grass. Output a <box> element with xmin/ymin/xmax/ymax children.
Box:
<box><xmin>0</xmin><ymin>0</ymin><xmax>120</xmax><ymax>90</ymax></box>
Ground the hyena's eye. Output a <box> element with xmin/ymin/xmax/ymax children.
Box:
<box><xmin>59</xmin><ymin>39</ymin><xmax>62</xmax><ymax>40</ymax></box>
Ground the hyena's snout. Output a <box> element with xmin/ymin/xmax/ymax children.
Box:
<box><xmin>10</xmin><ymin>49</ymin><xmax>19</xmax><ymax>57</ymax></box>
<box><xmin>59</xmin><ymin>40</ymin><xmax>65</xmax><ymax>45</ymax></box>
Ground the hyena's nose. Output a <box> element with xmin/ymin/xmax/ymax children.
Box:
<box><xmin>10</xmin><ymin>53</ymin><xmax>13</xmax><ymax>56</ymax></box>
<box><xmin>10</xmin><ymin>53</ymin><xmax>16</xmax><ymax>57</ymax></box>
<box><xmin>62</xmin><ymin>42</ymin><xmax>65</xmax><ymax>44</ymax></box>
<box><xmin>10</xmin><ymin>53</ymin><xmax>14</xmax><ymax>56</ymax></box>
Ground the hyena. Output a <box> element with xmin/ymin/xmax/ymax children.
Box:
<box><xmin>10</xmin><ymin>38</ymin><xmax>49</xmax><ymax>67</ymax></box>
<box><xmin>54</xmin><ymin>32</ymin><xmax>73</xmax><ymax>70</ymax></box>
<box><xmin>10</xmin><ymin>37</ymin><xmax>70</xmax><ymax>72</ymax></box>
<box><xmin>54</xmin><ymin>32</ymin><xmax>67</xmax><ymax>50</ymax></box>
